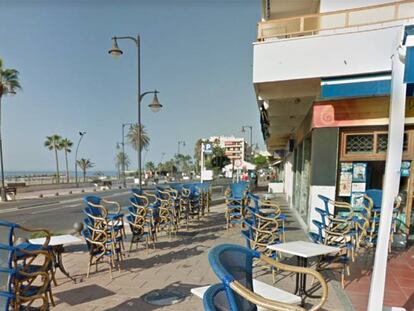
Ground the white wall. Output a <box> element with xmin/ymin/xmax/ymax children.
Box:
<box><xmin>319</xmin><ymin>0</ymin><xmax>397</xmax><ymax>13</ymax></box>
<box><xmin>253</xmin><ymin>25</ymin><xmax>404</xmax><ymax>84</ymax></box>
<box><xmin>308</xmin><ymin>185</ymin><xmax>336</xmax><ymax>233</ymax></box>
<box><xmin>283</xmin><ymin>153</ymin><xmax>294</xmax><ymax>206</ymax></box>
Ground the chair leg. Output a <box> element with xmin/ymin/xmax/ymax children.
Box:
<box><xmin>48</xmin><ymin>290</ymin><xmax>56</xmax><ymax>307</ymax></box>
<box><xmin>108</xmin><ymin>258</ymin><xmax>113</xmax><ymax>279</ymax></box>
<box><xmin>129</xmin><ymin>236</ymin><xmax>134</xmax><ymax>252</ymax></box>
<box><xmin>86</xmin><ymin>258</ymin><xmax>92</xmax><ymax>278</ymax></box>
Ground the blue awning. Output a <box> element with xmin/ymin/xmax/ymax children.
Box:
<box><xmin>321</xmin><ymin>73</ymin><xmax>391</xmax><ymax>100</ymax></box>
<box><xmin>404</xmin><ymin>47</ymin><xmax>414</xmax><ymax>84</ymax></box>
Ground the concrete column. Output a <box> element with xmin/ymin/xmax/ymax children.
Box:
<box><xmin>308</xmin><ymin>127</ymin><xmax>339</xmax><ymax>232</ymax></box>
<box><xmin>367</xmin><ymin>38</ymin><xmax>407</xmax><ymax>310</ymax></box>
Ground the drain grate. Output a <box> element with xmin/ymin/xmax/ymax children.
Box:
<box><xmin>143</xmin><ymin>289</ymin><xmax>185</xmax><ymax>306</ymax></box>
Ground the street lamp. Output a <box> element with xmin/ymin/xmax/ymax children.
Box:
<box><xmin>75</xmin><ymin>131</ymin><xmax>86</xmax><ymax>187</ymax></box>
<box><xmin>176</xmin><ymin>141</ymin><xmax>186</xmax><ymax>181</ymax></box>
<box><xmin>0</xmin><ymin>89</ymin><xmax>17</xmax><ymax>202</ymax></box>
<box><xmin>241</xmin><ymin>125</ymin><xmax>253</xmax><ymax>160</ymax></box>
<box><xmin>109</xmin><ymin>34</ymin><xmax>162</xmax><ymax>190</ymax></box>
<box><xmin>121</xmin><ymin>122</ymin><xmax>133</xmax><ymax>188</ymax></box>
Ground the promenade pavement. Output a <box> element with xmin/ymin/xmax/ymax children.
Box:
<box><xmin>50</xmin><ymin>197</ymin><xmax>353</xmax><ymax>311</ymax></box>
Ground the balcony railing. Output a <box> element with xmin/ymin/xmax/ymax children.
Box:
<box><xmin>257</xmin><ymin>0</ymin><xmax>414</xmax><ymax>41</ymax></box>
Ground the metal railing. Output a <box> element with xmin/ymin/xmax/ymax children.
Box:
<box><xmin>257</xmin><ymin>0</ymin><xmax>414</xmax><ymax>41</ymax></box>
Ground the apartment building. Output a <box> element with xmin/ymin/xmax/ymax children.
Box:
<box><xmin>253</xmin><ymin>0</ymin><xmax>414</xmax><ymax>237</ymax></box>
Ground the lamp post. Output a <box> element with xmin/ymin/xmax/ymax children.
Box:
<box><xmin>241</xmin><ymin>125</ymin><xmax>253</xmax><ymax>161</ymax></box>
<box><xmin>176</xmin><ymin>141</ymin><xmax>185</xmax><ymax>180</ymax></box>
<box><xmin>109</xmin><ymin>34</ymin><xmax>162</xmax><ymax>190</ymax></box>
<box><xmin>177</xmin><ymin>140</ymin><xmax>185</xmax><ymax>156</ymax></box>
<box><xmin>121</xmin><ymin>122</ymin><xmax>133</xmax><ymax>188</ymax></box>
<box><xmin>75</xmin><ymin>131</ymin><xmax>86</xmax><ymax>187</ymax></box>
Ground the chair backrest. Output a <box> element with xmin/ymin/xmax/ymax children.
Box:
<box><xmin>317</xmin><ymin>194</ymin><xmax>332</xmax><ymax>215</ymax></box>
<box><xmin>203</xmin><ymin>283</ymin><xmax>230</xmax><ymax>311</ymax></box>
<box><xmin>130</xmin><ymin>196</ymin><xmax>148</xmax><ymax>208</ymax></box>
<box><xmin>208</xmin><ymin>244</ymin><xmax>258</xmax><ymax>311</ymax></box>
<box><xmin>0</xmin><ymin>221</ymin><xmax>19</xmax><ymax>246</ymax></box>
<box><xmin>229</xmin><ymin>183</ymin><xmax>247</xmax><ymax>199</ymax></box>
<box><xmin>84</xmin><ymin>195</ymin><xmax>102</xmax><ymax>206</ymax></box>
<box><xmin>365</xmin><ymin>189</ymin><xmax>382</xmax><ymax>209</ymax></box>
<box><xmin>247</xmin><ymin>193</ymin><xmax>260</xmax><ymax>211</ymax></box>
<box><xmin>131</xmin><ymin>188</ymin><xmax>143</xmax><ymax>196</ymax></box>
<box><xmin>0</xmin><ymin>244</ymin><xmax>14</xmax><ymax>306</ymax></box>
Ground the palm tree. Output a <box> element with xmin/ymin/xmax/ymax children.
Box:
<box><xmin>0</xmin><ymin>59</ymin><xmax>21</xmax><ymax>201</ymax></box>
<box><xmin>145</xmin><ymin>161</ymin><xmax>156</xmax><ymax>173</ymax></box>
<box><xmin>115</xmin><ymin>151</ymin><xmax>130</xmax><ymax>179</ymax></box>
<box><xmin>127</xmin><ymin>123</ymin><xmax>150</xmax><ymax>170</ymax></box>
<box><xmin>76</xmin><ymin>158</ymin><xmax>94</xmax><ymax>182</ymax></box>
<box><xmin>44</xmin><ymin>135</ymin><xmax>62</xmax><ymax>184</ymax></box>
<box><xmin>60</xmin><ymin>138</ymin><xmax>73</xmax><ymax>183</ymax></box>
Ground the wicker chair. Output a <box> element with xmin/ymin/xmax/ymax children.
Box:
<box><xmin>82</xmin><ymin>220</ymin><xmax>123</xmax><ymax>279</ymax></box>
<box><xmin>84</xmin><ymin>195</ymin><xmax>126</xmax><ymax>238</ymax></box>
<box><xmin>206</xmin><ymin>244</ymin><xmax>327</xmax><ymax>311</ymax></box>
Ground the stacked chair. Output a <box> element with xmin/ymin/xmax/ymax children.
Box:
<box><xmin>203</xmin><ymin>244</ymin><xmax>328</xmax><ymax>311</ymax></box>
<box><xmin>128</xmin><ymin>195</ymin><xmax>156</xmax><ymax>252</ymax></box>
<box><xmin>0</xmin><ymin>221</ymin><xmax>54</xmax><ymax>310</ymax></box>
<box><xmin>180</xmin><ymin>184</ymin><xmax>201</xmax><ymax>230</ymax></box>
<box><xmin>310</xmin><ymin>195</ymin><xmax>365</xmax><ymax>288</ymax></box>
<box><xmin>156</xmin><ymin>189</ymin><xmax>178</xmax><ymax>238</ymax></box>
<box><xmin>364</xmin><ymin>189</ymin><xmax>403</xmax><ymax>250</ymax></box>
<box><xmin>82</xmin><ymin>196</ymin><xmax>125</xmax><ymax>279</ymax></box>
<box><xmin>242</xmin><ymin>194</ymin><xmax>286</xmax><ymax>283</ymax></box>
<box><xmin>224</xmin><ymin>182</ymin><xmax>249</xmax><ymax>229</ymax></box>
<box><xmin>193</xmin><ymin>182</ymin><xmax>212</xmax><ymax>216</ymax></box>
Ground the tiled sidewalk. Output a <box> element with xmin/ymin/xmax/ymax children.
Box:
<box><xmin>345</xmin><ymin>244</ymin><xmax>414</xmax><ymax>310</ymax></box>
<box><xmin>50</xmin><ymin>199</ymin><xmax>352</xmax><ymax>310</ymax></box>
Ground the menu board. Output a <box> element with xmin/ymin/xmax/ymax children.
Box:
<box><xmin>338</xmin><ymin>162</ymin><xmax>353</xmax><ymax>197</ymax></box>
<box><xmin>351</xmin><ymin>162</ymin><xmax>367</xmax><ymax>209</ymax></box>
<box><xmin>352</xmin><ymin>162</ymin><xmax>367</xmax><ymax>182</ymax></box>
<box><xmin>401</xmin><ymin>161</ymin><xmax>411</xmax><ymax>177</ymax></box>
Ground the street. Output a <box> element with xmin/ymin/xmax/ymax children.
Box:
<box><xmin>0</xmin><ymin>188</ymin><xmax>132</xmax><ymax>233</ymax></box>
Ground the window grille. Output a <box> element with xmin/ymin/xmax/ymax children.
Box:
<box><xmin>377</xmin><ymin>134</ymin><xmax>408</xmax><ymax>152</ymax></box>
<box><xmin>345</xmin><ymin>134</ymin><xmax>374</xmax><ymax>153</ymax></box>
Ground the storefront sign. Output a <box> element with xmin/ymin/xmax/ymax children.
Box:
<box><xmin>312</xmin><ymin>97</ymin><xmax>414</xmax><ymax>128</ymax></box>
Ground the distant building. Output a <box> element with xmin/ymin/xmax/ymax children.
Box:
<box><xmin>207</xmin><ymin>136</ymin><xmax>247</xmax><ymax>162</ymax></box>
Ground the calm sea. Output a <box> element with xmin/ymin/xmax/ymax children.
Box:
<box><xmin>4</xmin><ymin>171</ymin><xmax>118</xmax><ymax>178</ymax></box>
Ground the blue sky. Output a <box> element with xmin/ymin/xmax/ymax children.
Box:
<box><xmin>0</xmin><ymin>0</ymin><xmax>261</xmax><ymax>171</ymax></box>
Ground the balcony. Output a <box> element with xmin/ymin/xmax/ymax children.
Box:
<box><xmin>258</xmin><ymin>0</ymin><xmax>414</xmax><ymax>41</ymax></box>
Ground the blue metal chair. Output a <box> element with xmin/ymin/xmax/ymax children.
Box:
<box><xmin>0</xmin><ymin>243</ymin><xmax>51</xmax><ymax>310</ymax></box>
<box><xmin>208</xmin><ymin>244</ymin><xmax>327</xmax><ymax>311</ymax></box>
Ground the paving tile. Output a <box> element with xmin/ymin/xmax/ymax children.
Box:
<box><xmin>49</xmin><ymin>197</ymin><xmax>354</xmax><ymax>310</ymax></box>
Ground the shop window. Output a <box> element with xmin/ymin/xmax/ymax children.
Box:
<box><xmin>377</xmin><ymin>133</ymin><xmax>408</xmax><ymax>152</ymax></box>
<box><xmin>341</xmin><ymin>129</ymin><xmax>414</xmax><ymax>161</ymax></box>
<box><xmin>345</xmin><ymin>134</ymin><xmax>374</xmax><ymax>153</ymax></box>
